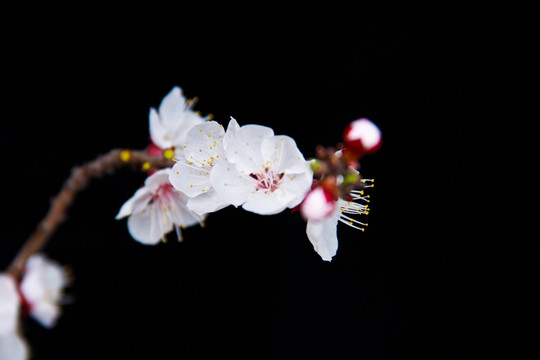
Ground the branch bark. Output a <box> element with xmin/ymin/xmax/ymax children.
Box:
<box><xmin>5</xmin><ymin>148</ymin><xmax>173</xmax><ymax>279</ymax></box>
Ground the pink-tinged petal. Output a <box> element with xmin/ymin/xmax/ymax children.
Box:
<box><xmin>144</xmin><ymin>168</ymin><xmax>172</xmax><ymax>192</ymax></box>
<box><xmin>306</xmin><ymin>208</ymin><xmax>341</xmax><ymax>261</ymax></box>
<box><xmin>186</xmin><ymin>190</ymin><xmax>229</xmax><ymax>216</ymax></box>
<box><xmin>210</xmin><ymin>161</ymin><xmax>255</xmax><ymax>207</ymax></box>
<box><xmin>261</xmin><ymin>135</ymin><xmax>307</xmax><ymax>174</ymax></box>
<box><xmin>0</xmin><ymin>275</ymin><xmax>19</xmax><ymax>336</ymax></box>
<box><xmin>224</xmin><ymin>124</ymin><xmax>274</xmax><ymax>174</ymax></box>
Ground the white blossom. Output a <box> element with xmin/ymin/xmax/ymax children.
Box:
<box><xmin>169</xmin><ymin>118</ymin><xmax>239</xmax><ymax>215</ymax></box>
<box><xmin>149</xmin><ymin>86</ymin><xmax>208</xmax><ymax>156</ymax></box>
<box><xmin>19</xmin><ymin>254</ymin><xmax>69</xmax><ymax>329</ymax></box>
<box><xmin>210</xmin><ymin>123</ymin><xmax>313</xmax><ymax>215</ymax></box>
<box><xmin>306</xmin><ymin>190</ymin><xmax>371</xmax><ymax>261</ymax></box>
<box><xmin>116</xmin><ymin>168</ymin><xmax>204</xmax><ymax>244</ymax></box>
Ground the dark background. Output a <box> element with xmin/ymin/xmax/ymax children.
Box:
<box><xmin>0</xmin><ymin>3</ymin><xmax>528</xmax><ymax>359</ymax></box>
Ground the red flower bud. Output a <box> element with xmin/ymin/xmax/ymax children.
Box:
<box><xmin>343</xmin><ymin>118</ymin><xmax>382</xmax><ymax>158</ymax></box>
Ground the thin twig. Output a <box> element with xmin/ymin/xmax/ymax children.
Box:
<box><xmin>5</xmin><ymin>148</ymin><xmax>173</xmax><ymax>279</ymax></box>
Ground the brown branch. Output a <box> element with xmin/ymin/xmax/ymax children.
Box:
<box><xmin>5</xmin><ymin>148</ymin><xmax>173</xmax><ymax>279</ymax></box>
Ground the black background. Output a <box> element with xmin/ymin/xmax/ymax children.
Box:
<box><xmin>0</xmin><ymin>3</ymin><xmax>528</xmax><ymax>359</ymax></box>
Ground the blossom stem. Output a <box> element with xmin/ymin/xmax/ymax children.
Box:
<box><xmin>5</xmin><ymin>148</ymin><xmax>173</xmax><ymax>279</ymax></box>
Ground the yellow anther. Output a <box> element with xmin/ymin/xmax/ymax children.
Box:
<box><xmin>208</xmin><ymin>134</ymin><xmax>212</xmax><ymax>137</ymax></box>
<box><xmin>195</xmin><ymin>111</ymin><xmax>201</xmax><ymax>116</ymax></box>
<box><xmin>207</xmin><ymin>113</ymin><xmax>214</xmax><ymax>120</ymax></box>
<box><xmin>163</xmin><ymin>149</ymin><xmax>175</xmax><ymax>160</ymax></box>
<box><xmin>199</xmin><ymin>129</ymin><xmax>203</xmax><ymax>132</ymax></box>
<box><xmin>120</xmin><ymin>150</ymin><xmax>131</xmax><ymax>162</ymax></box>
<box><xmin>142</xmin><ymin>162</ymin><xmax>151</xmax><ymax>171</ymax></box>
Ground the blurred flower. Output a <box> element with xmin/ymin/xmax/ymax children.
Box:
<box><xmin>169</xmin><ymin>118</ymin><xmax>239</xmax><ymax>215</ymax></box>
<box><xmin>19</xmin><ymin>254</ymin><xmax>69</xmax><ymax>329</ymax></box>
<box><xmin>211</xmin><ymin>123</ymin><xmax>312</xmax><ymax>215</ymax></box>
<box><xmin>149</xmin><ymin>86</ymin><xmax>209</xmax><ymax>158</ymax></box>
<box><xmin>116</xmin><ymin>168</ymin><xmax>205</xmax><ymax>244</ymax></box>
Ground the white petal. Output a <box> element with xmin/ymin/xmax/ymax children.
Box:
<box><xmin>210</xmin><ymin>161</ymin><xmax>255</xmax><ymax>207</ymax></box>
<box><xmin>0</xmin><ymin>333</ymin><xmax>29</xmax><ymax>360</ymax></box>
<box><xmin>241</xmin><ymin>188</ymin><xmax>295</xmax><ymax>215</ymax></box>
<box><xmin>127</xmin><ymin>207</ymin><xmax>162</xmax><ymax>245</ymax></box>
<box><xmin>30</xmin><ymin>302</ymin><xmax>59</xmax><ymax>328</ymax></box>
<box><xmin>115</xmin><ymin>187</ymin><xmax>152</xmax><ymax>220</ymax></box>
<box><xmin>23</xmin><ymin>255</ymin><xmax>66</xmax><ymax>302</ymax></box>
<box><xmin>224</xmin><ymin>124</ymin><xmax>274</xmax><ymax>173</ymax></box>
<box><xmin>168</xmin><ymin>110</ymin><xmax>207</xmax><ymax>147</ymax></box>
<box><xmin>306</xmin><ymin>208</ymin><xmax>341</xmax><ymax>261</ymax></box>
<box><xmin>0</xmin><ymin>275</ymin><xmax>19</xmax><ymax>336</ymax></box>
<box><xmin>158</xmin><ymin>86</ymin><xmax>187</xmax><ymax>127</ymax></box>
<box><xmin>222</xmin><ymin>117</ymin><xmax>240</xmax><ymax>150</ymax></box>
<box><xmin>261</xmin><ymin>135</ymin><xmax>307</xmax><ymax>174</ymax></box>
<box><xmin>186</xmin><ymin>190</ymin><xmax>229</xmax><ymax>215</ymax></box>
<box><xmin>183</xmin><ymin>121</ymin><xmax>226</xmax><ymax>167</ymax></box>
<box><xmin>279</xmin><ymin>168</ymin><xmax>313</xmax><ymax>209</ymax></box>
<box><xmin>149</xmin><ymin>107</ymin><xmax>170</xmax><ymax>149</ymax></box>
<box><xmin>167</xmin><ymin>191</ymin><xmax>204</xmax><ymax>227</ymax></box>
<box><xmin>169</xmin><ymin>160</ymin><xmax>213</xmax><ymax>198</ymax></box>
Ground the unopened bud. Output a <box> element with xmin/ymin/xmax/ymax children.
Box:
<box><xmin>300</xmin><ymin>186</ymin><xmax>336</xmax><ymax>222</ymax></box>
<box><xmin>343</xmin><ymin>118</ymin><xmax>382</xmax><ymax>157</ymax></box>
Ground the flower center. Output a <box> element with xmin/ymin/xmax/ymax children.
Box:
<box><xmin>152</xmin><ymin>183</ymin><xmax>176</xmax><ymax>202</ymax></box>
<box><xmin>250</xmin><ymin>167</ymin><xmax>284</xmax><ymax>193</ymax></box>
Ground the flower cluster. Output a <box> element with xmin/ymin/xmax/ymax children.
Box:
<box><xmin>0</xmin><ymin>254</ymin><xmax>69</xmax><ymax>359</ymax></box>
<box><xmin>116</xmin><ymin>87</ymin><xmax>381</xmax><ymax>262</ymax></box>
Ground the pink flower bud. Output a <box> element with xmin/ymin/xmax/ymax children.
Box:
<box><xmin>300</xmin><ymin>186</ymin><xmax>336</xmax><ymax>222</ymax></box>
<box><xmin>343</xmin><ymin>118</ymin><xmax>382</xmax><ymax>157</ymax></box>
